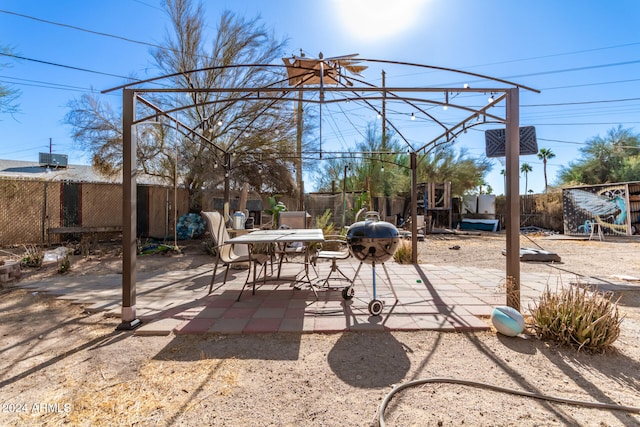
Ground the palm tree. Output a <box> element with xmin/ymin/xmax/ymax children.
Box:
<box><xmin>537</xmin><ymin>148</ymin><xmax>555</xmax><ymax>192</ymax></box>
<box><xmin>520</xmin><ymin>163</ymin><xmax>533</xmax><ymax>194</ymax></box>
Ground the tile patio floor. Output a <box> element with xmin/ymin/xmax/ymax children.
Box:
<box><xmin>12</xmin><ymin>256</ymin><xmax>604</xmax><ymax>336</ymax></box>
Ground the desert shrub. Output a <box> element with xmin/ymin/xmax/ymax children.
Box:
<box><xmin>57</xmin><ymin>253</ymin><xmax>71</xmax><ymax>274</ymax></box>
<box><xmin>20</xmin><ymin>244</ymin><xmax>43</xmax><ymax>268</ymax></box>
<box><xmin>535</xmin><ymin>189</ymin><xmax>563</xmax><ymax>215</ymax></box>
<box><xmin>314</xmin><ymin>209</ymin><xmax>336</xmax><ymax>236</ymax></box>
<box><xmin>529</xmin><ymin>285</ymin><xmax>622</xmax><ymax>352</ymax></box>
<box><xmin>393</xmin><ymin>239</ymin><xmax>412</xmax><ymax>264</ymax></box>
<box><xmin>251</xmin><ymin>242</ymin><xmax>272</xmax><ymax>255</ymax></box>
<box><xmin>202</xmin><ymin>238</ymin><xmax>217</xmax><ymax>256</ymax></box>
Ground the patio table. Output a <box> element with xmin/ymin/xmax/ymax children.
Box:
<box><xmin>226</xmin><ymin>228</ymin><xmax>325</xmax><ymax>297</ymax></box>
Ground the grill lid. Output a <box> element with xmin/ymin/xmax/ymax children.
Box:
<box><xmin>346</xmin><ymin>211</ymin><xmax>400</xmax><ymax>263</ymax></box>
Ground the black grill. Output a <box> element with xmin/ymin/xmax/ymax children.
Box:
<box><xmin>346</xmin><ymin>212</ymin><xmax>399</xmax><ymax>264</ymax></box>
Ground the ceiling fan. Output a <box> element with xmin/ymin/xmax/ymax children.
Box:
<box><xmin>282</xmin><ymin>52</ymin><xmax>368</xmax><ymax>157</ymax></box>
<box><xmin>283</xmin><ymin>51</ymin><xmax>366</xmax><ymax>90</ymax></box>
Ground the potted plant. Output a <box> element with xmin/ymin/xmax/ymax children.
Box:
<box><xmin>265</xmin><ymin>196</ymin><xmax>287</xmax><ymax>229</ymax></box>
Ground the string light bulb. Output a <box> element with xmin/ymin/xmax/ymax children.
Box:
<box><xmin>410</xmin><ymin>113</ymin><xmax>415</xmax><ymax>121</ymax></box>
<box><xmin>217</xmin><ymin>120</ymin><xmax>223</xmax><ymax>126</ymax></box>
<box><xmin>443</xmin><ymin>105</ymin><xmax>448</xmax><ymax>111</ymax></box>
<box><xmin>488</xmin><ymin>94</ymin><xmax>494</xmax><ymax>103</ymax></box>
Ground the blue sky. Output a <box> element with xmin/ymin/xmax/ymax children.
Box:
<box><xmin>1</xmin><ymin>0</ymin><xmax>639</xmax><ymax>194</ymax></box>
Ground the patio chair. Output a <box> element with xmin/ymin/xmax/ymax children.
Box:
<box><xmin>275</xmin><ymin>211</ymin><xmax>311</xmax><ymax>278</ymax></box>
<box><xmin>201</xmin><ymin>211</ymin><xmax>268</xmax><ymax>300</ymax></box>
<box><xmin>312</xmin><ymin>234</ymin><xmax>352</xmax><ymax>289</ymax></box>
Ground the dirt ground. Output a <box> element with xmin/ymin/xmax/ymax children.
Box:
<box><xmin>1</xmin><ymin>232</ymin><xmax>640</xmax><ymax>426</ymax></box>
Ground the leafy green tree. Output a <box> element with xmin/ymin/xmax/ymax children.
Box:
<box><xmin>537</xmin><ymin>148</ymin><xmax>555</xmax><ymax>192</ymax></box>
<box><xmin>558</xmin><ymin>126</ymin><xmax>640</xmax><ymax>185</ymax></box>
<box><xmin>314</xmin><ymin>124</ymin><xmax>408</xmax><ymax>199</ymax></box>
<box><xmin>0</xmin><ymin>45</ymin><xmax>19</xmax><ymax>116</ymax></box>
<box><xmin>355</xmin><ymin>125</ymin><xmax>408</xmax><ymax>199</ymax></box>
<box><xmin>520</xmin><ymin>162</ymin><xmax>533</xmax><ymax>194</ymax></box>
<box><xmin>615</xmin><ymin>155</ymin><xmax>640</xmax><ymax>182</ymax></box>
<box><xmin>418</xmin><ymin>145</ymin><xmax>491</xmax><ymax>197</ymax></box>
<box><xmin>315</xmin><ymin>124</ymin><xmax>491</xmax><ymax>201</ymax></box>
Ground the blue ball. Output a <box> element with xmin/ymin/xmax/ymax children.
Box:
<box><xmin>491</xmin><ymin>306</ymin><xmax>525</xmax><ymax>336</ymax></box>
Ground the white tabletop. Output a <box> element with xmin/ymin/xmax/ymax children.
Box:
<box><xmin>226</xmin><ymin>228</ymin><xmax>325</xmax><ymax>244</ymax></box>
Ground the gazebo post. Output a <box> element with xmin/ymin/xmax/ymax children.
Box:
<box><xmin>410</xmin><ymin>152</ymin><xmax>418</xmax><ymax>264</ymax></box>
<box><xmin>118</xmin><ymin>88</ymin><xmax>141</xmax><ymax>330</ymax></box>
<box><xmin>505</xmin><ymin>88</ymin><xmax>521</xmax><ymax>310</ymax></box>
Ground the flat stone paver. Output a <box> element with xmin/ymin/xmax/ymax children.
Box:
<box><xmin>10</xmin><ymin>257</ymin><xmax>634</xmax><ymax>336</ymax></box>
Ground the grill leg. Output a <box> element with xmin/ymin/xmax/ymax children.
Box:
<box><xmin>381</xmin><ymin>262</ymin><xmax>398</xmax><ymax>302</ymax></box>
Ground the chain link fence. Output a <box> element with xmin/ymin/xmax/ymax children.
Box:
<box><xmin>0</xmin><ymin>177</ymin><xmax>189</xmax><ymax>246</ymax></box>
<box><xmin>1</xmin><ymin>175</ymin><xmax>565</xmax><ymax>247</ymax></box>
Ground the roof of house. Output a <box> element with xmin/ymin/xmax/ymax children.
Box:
<box><xmin>0</xmin><ymin>159</ymin><xmax>169</xmax><ymax>185</ymax></box>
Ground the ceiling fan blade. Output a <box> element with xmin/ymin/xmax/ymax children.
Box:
<box><xmin>324</xmin><ymin>53</ymin><xmax>359</xmax><ymax>61</ymax></box>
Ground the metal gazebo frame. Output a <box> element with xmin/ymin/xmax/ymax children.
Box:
<box><xmin>105</xmin><ymin>58</ymin><xmax>539</xmax><ymax>329</ymax></box>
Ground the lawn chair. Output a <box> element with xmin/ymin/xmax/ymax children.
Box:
<box><xmin>201</xmin><ymin>211</ymin><xmax>268</xmax><ymax>300</ymax></box>
<box><xmin>313</xmin><ymin>234</ymin><xmax>352</xmax><ymax>290</ymax></box>
<box><xmin>275</xmin><ymin>211</ymin><xmax>311</xmax><ymax>278</ymax></box>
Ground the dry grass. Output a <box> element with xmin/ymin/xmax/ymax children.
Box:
<box><xmin>44</xmin><ymin>356</ymin><xmax>243</xmax><ymax>426</ymax></box>
<box><xmin>529</xmin><ymin>284</ymin><xmax>622</xmax><ymax>352</ymax></box>
<box><xmin>393</xmin><ymin>239</ymin><xmax>412</xmax><ymax>264</ymax></box>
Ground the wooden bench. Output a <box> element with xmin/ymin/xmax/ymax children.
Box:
<box><xmin>48</xmin><ymin>226</ymin><xmax>123</xmax><ymax>249</ymax></box>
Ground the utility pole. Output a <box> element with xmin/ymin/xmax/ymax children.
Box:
<box><xmin>342</xmin><ymin>163</ymin><xmax>349</xmax><ymax>228</ymax></box>
<box><xmin>381</xmin><ymin>70</ymin><xmax>386</xmax><ymax>144</ymax></box>
<box><xmin>296</xmin><ymin>90</ymin><xmax>304</xmax><ymax>210</ymax></box>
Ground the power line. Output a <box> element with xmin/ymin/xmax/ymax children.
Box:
<box><xmin>0</xmin><ymin>75</ymin><xmax>91</xmax><ymax>91</ymax></box>
<box><xmin>538</xmin><ymin>137</ymin><xmax>586</xmax><ymax>146</ymax></box>
<box><xmin>0</xmin><ymin>8</ymin><xmax>166</xmax><ymax>51</ymax></box>
<box><xmin>538</xmin><ymin>137</ymin><xmax>640</xmax><ymax>150</ymax></box>
<box><xmin>0</xmin><ymin>51</ymin><xmax>133</xmax><ymax>80</ymax></box>
<box><xmin>439</xmin><ymin>59</ymin><xmax>640</xmax><ymax>88</ymax></box>
<box><xmin>0</xmin><ymin>80</ymin><xmax>94</xmax><ymax>93</ymax></box>
<box><xmin>531</xmin><ymin>121</ymin><xmax>640</xmax><ymax>126</ymax></box>
<box><xmin>3</xmin><ymin>8</ymin><xmax>638</xmax><ymax>109</ymax></box>
<box><xmin>541</xmin><ymin>77</ymin><xmax>640</xmax><ymax>91</ymax></box>
<box><xmin>388</xmin><ymin>41</ymin><xmax>640</xmax><ymax>81</ymax></box>
<box><xmin>0</xmin><ymin>141</ymin><xmax>52</xmax><ymax>156</ymax></box>
<box><xmin>522</xmin><ymin>97</ymin><xmax>640</xmax><ymax>107</ymax></box>
<box><xmin>0</xmin><ymin>7</ymin><xmax>213</xmax><ymax>65</ymax></box>
<box><xmin>0</xmin><ymin>77</ymin><xmax>98</xmax><ymax>94</ymax></box>
<box><xmin>460</xmin><ymin>41</ymin><xmax>640</xmax><ymax>70</ymax></box>
<box><xmin>503</xmin><ymin>59</ymin><xmax>640</xmax><ymax>80</ymax></box>
<box><xmin>131</xmin><ymin>0</ymin><xmax>164</xmax><ymax>12</ymax></box>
